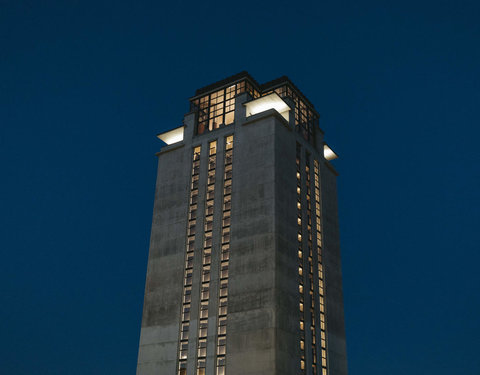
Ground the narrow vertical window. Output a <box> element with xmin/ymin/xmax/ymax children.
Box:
<box><xmin>296</xmin><ymin>143</ymin><xmax>306</xmax><ymax>374</ymax></box>
<box><xmin>216</xmin><ymin>135</ymin><xmax>234</xmax><ymax>375</ymax></box>
<box><xmin>178</xmin><ymin>146</ymin><xmax>202</xmax><ymax>375</ymax></box>
<box><xmin>314</xmin><ymin>159</ymin><xmax>328</xmax><ymax>375</ymax></box>
<box><xmin>195</xmin><ymin>141</ymin><xmax>217</xmax><ymax>375</ymax></box>
<box><xmin>305</xmin><ymin>153</ymin><xmax>317</xmax><ymax>374</ymax></box>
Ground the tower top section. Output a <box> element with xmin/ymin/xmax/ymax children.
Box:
<box><xmin>189</xmin><ymin>72</ymin><xmax>320</xmax><ymax>143</ymax></box>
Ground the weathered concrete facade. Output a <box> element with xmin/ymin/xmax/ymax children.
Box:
<box><xmin>137</xmin><ymin>73</ymin><xmax>347</xmax><ymax>375</ymax></box>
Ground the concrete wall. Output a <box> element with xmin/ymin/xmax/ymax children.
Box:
<box><xmin>273</xmin><ymin>113</ymin><xmax>300</xmax><ymax>375</ymax></box>
<box><xmin>227</xmin><ymin>112</ymin><xmax>277</xmax><ymax>375</ymax></box>
<box><xmin>137</xmin><ymin>143</ymin><xmax>189</xmax><ymax>374</ymax></box>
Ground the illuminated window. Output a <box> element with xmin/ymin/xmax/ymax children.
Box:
<box><xmin>201</xmin><ymin>286</ymin><xmax>209</xmax><ymax>301</ymax></box>
<box><xmin>217</xmin><ymin>336</ymin><xmax>226</xmax><ymax>355</ymax></box>
<box><xmin>203</xmin><ymin>250</ymin><xmax>211</xmax><ymax>266</ymax></box>
<box><xmin>314</xmin><ymin>159</ymin><xmax>328</xmax><ymax>375</ymax></box>
<box><xmin>180</xmin><ymin>323</ymin><xmax>189</xmax><ymax>340</ymax></box>
<box><xmin>192</xmin><ymin>81</ymin><xmax>260</xmax><ymax>135</ymax></box>
<box><xmin>200</xmin><ymin>301</ymin><xmax>208</xmax><ymax>319</ymax></box>
<box><xmin>220</xmin><ymin>266</ymin><xmax>229</xmax><ymax>279</ymax></box>
<box><xmin>198</xmin><ymin>338</ymin><xmax>207</xmax><ymax>357</ymax></box>
<box><xmin>202</xmin><ymin>265</ymin><xmax>211</xmax><ymax>282</ymax></box>
<box><xmin>219</xmin><ymin>280</ymin><xmax>228</xmax><ymax>297</ymax></box>
<box><xmin>219</xmin><ymin>297</ymin><xmax>228</xmax><ymax>315</ymax></box>
<box><xmin>180</xmin><ymin>348</ymin><xmax>188</xmax><ymax>360</ymax></box>
<box><xmin>209</xmin><ymin>142</ymin><xmax>217</xmax><ymax>155</ymax></box>
<box><xmin>225</xmin><ymin>151</ymin><xmax>233</xmax><ymax>165</ymax></box>
<box><xmin>217</xmin><ymin>360</ymin><xmax>226</xmax><ymax>375</ymax></box>
<box><xmin>199</xmin><ymin>320</ymin><xmax>208</xmax><ymax>338</ymax></box>
<box><xmin>296</xmin><ymin>142</ymin><xmax>305</xmax><ymax>373</ymax></box>
<box><xmin>183</xmin><ymin>287</ymin><xmax>192</xmax><ymax>304</ymax></box>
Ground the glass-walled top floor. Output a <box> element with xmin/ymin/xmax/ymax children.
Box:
<box><xmin>189</xmin><ymin>72</ymin><xmax>319</xmax><ymax>145</ymax></box>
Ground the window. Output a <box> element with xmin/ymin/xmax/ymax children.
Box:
<box><xmin>220</xmin><ymin>267</ymin><xmax>229</xmax><ymax>279</ymax></box>
<box><xmin>314</xmin><ymin>159</ymin><xmax>328</xmax><ymax>375</ymax></box>
<box><xmin>219</xmin><ymin>285</ymin><xmax>228</xmax><ymax>297</ymax></box>
<box><xmin>192</xmin><ymin>82</ymin><xmax>255</xmax><ymax>135</ymax></box>
<box><xmin>203</xmin><ymin>248</ymin><xmax>211</xmax><ymax>265</ymax></box>
<box><xmin>225</xmin><ymin>150</ymin><xmax>233</xmax><ymax>164</ymax></box>
<box><xmin>201</xmin><ymin>286</ymin><xmax>209</xmax><ymax>301</ymax></box>
<box><xmin>202</xmin><ymin>266</ymin><xmax>211</xmax><ymax>282</ymax></box>
<box><xmin>217</xmin><ymin>336</ymin><xmax>226</xmax><ymax>355</ymax></box>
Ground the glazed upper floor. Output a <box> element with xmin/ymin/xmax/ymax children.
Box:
<box><xmin>189</xmin><ymin>72</ymin><xmax>320</xmax><ymax>144</ymax></box>
<box><xmin>158</xmin><ymin>72</ymin><xmax>338</xmax><ymax>162</ymax></box>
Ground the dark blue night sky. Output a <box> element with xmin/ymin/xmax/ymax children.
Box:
<box><xmin>1</xmin><ymin>1</ymin><xmax>479</xmax><ymax>374</ymax></box>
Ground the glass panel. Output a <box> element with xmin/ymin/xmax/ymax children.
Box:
<box><xmin>225</xmin><ymin>111</ymin><xmax>234</xmax><ymax>124</ymax></box>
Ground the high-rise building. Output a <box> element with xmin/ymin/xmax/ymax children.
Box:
<box><xmin>137</xmin><ymin>72</ymin><xmax>347</xmax><ymax>375</ymax></box>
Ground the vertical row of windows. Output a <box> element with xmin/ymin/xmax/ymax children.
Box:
<box><xmin>195</xmin><ymin>141</ymin><xmax>217</xmax><ymax>375</ymax></box>
<box><xmin>178</xmin><ymin>146</ymin><xmax>202</xmax><ymax>375</ymax></box>
<box><xmin>305</xmin><ymin>154</ymin><xmax>318</xmax><ymax>374</ymax></box>
<box><xmin>314</xmin><ymin>160</ymin><xmax>328</xmax><ymax>375</ymax></box>
<box><xmin>216</xmin><ymin>135</ymin><xmax>234</xmax><ymax>375</ymax></box>
<box><xmin>296</xmin><ymin>143</ymin><xmax>306</xmax><ymax>373</ymax></box>
<box><xmin>192</xmin><ymin>80</ymin><xmax>260</xmax><ymax>135</ymax></box>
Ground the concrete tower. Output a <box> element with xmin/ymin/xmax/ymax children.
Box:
<box><xmin>137</xmin><ymin>72</ymin><xmax>348</xmax><ymax>375</ymax></box>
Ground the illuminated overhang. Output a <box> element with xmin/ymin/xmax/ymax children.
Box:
<box><xmin>157</xmin><ymin>126</ymin><xmax>184</xmax><ymax>145</ymax></box>
<box><xmin>244</xmin><ymin>93</ymin><xmax>290</xmax><ymax>121</ymax></box>
<box><xmin>324</xmin><ymin>143</ymin><xmax>338</xmax><ymax>161</ymax></box>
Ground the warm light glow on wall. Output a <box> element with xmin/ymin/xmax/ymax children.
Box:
<box><xmin>244</xmin><ymin>93</ymin><xmax>291</xmax><ymax>121</ymax></box>
<box><xmin>157</xmin><ymin>126</ymin><xmax>184</xmax><ymax>145</ymax></box>
<box><xmin>323</xmin><ymin>144</ymin><xmax>338</xmax><ymax>161</ymax></box>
